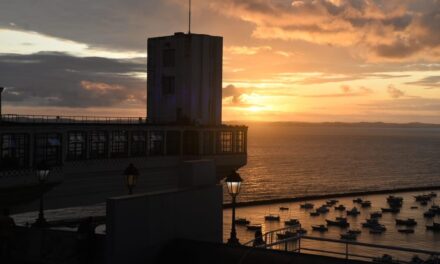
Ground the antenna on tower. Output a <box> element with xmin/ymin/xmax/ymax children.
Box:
<box><xmin>188</xmin><ymin>0</ymin><xmax>191</xmax><ymax>34</ymax></box>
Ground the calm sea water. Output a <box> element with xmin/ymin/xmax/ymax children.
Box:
<box><xmin>226</xmin><ymin>123</ymin><xmax>440</xmax><ymax>203</ymax></box>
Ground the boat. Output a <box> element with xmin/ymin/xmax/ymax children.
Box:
<box><xmin>277</xmin><ymin>231</ymin><xmax>297</xmax><ymax>240</ymax></box>
<box><xmin>348</xmin><ymin>229</ymin><xmax>361</xmax><ymax>235</ymax></box>
<box><xmin>353</xmin><ymin>198</ymin><xmax>363</xmax><ymax>203</ymax></box>
<box><xmin>398</xmin><ymin>228</ymin><xmax>414</xmax><ymax>234</ymax></box>
<box><xmin>279</xmin><ymin>206</ymin><xmax>289</xmax><ymax>211</ymax></box>
<box><xmin>265</xmin><ymin>214</ymin><xmax>280</xmax><ymax>221</ymax></box>
<box><xmin>370</xmin><ymin>211</ymin><xmax>382</xmax><ymax>218</ymax></box>
<box><xmin>234</xmin><ymin>218</ymin><xmax>250</xmax><ymax>225</ymax></box>
<box><xmin>310</xmin><ymin>211</ymin><xmax>320</xmax><ymax>217</ymax></box>
<box><xmin>334</xmin><ymin>204</ymin><xmax>346</xmax><ymax>211</ymax></box>
<box><xmin>373</xmin><ymin>254</ymin><xmax>399</xmax><ymax>264</ymax></box>
<box><xmin>426</xmin><ymin>222</ymin><xmax>440</xmax><ymax>231</ymax></box>
<box><xmin>296</xmin><ymin>228</ymin><xmax>307</xmax><ymax>234</ymax></box>
<box><xmin>370</xmin><ymin>225</ymin><xmax>386</xmax><ymax>234</ymax></box>
<box><xmin>362</xmin><ymin>218</ymin><xmax>380</xmax><ymax>228</ymax></box>
<box><xmin>300</xmin><ymin>203</ymin><xmax>314</xmax><ymax>209</ymax></box>
<box><xmin>387</xmin><ymin>196</ymin><xmax>403</xmax><ymax>207</ymax></box>
<box><xmin>326</xmin><ymin>199</ymin><xmax>338</xmax><ymax>206</ymax></box>
<box><xmin>381</xmin><ymin>207</ymin><xmax>400</xmax><ymax>213</ymax></box>
<box><xmin>326</xmin><ymin>217</ymin><xmax>349</xmax><ymax>228</ymax></box>
<box><xmin>361</xmin><ymin>201</ymin><xmax>371</xmax><ymax>208</ymax></box>
<box><xmin>424</xmin><ymin>211</ymin><xmax>435</xmax><ymax>218</ymax></box>
<box><xmin>346</xmin><ymin>207</ymin><xmax>360</xmax><ymax>216</ymax></box>
<box><xmin>316</xmin><ymin>205</ymin><xmax>329</xmax><ymax>214</ymax></box>
<box><xmin>340</xmin><ymin>232</ymin><xmax>357</xmax><ymax>240</ymax></box>
<box><xmin>421</xmin><ymin>200</ymin><xmax>428</xmax><ymax>206</ymax></box>
<box><xmin>312</xmin><ymin>225</ymin><xmax>328</xmax><ymax>232</ymax></box>
<box><xmin>395</xmin><ymin>218</ymin><xmax>417</xmax><ymax>226</ymax></box>
<box><xmin>410</xmin><ymin>206</ymin><xmax>418</xmax><ymax>209</ymax></box>
<box><xmin>414</xmin><ymin>194</ymin><xmax>432</xmax><ymax>202</ymax></box>
<box><xmin>429</xmin><ymin>192</ymin><xmax>437</xmax><ymax>197</ymax></box>
<box><xmin>246</xmin><ymin>224</ymin><xmax>262</xmax><ymax>231</ymax></box>
<box><xmin>284</xmin><ymin>219</ymin><xmax>300</xmax><ymax>226</ymax></box>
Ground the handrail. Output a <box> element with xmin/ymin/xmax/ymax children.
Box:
<box><xmin>1</xmin><ymin>114</ymin><xmax>145</xmax><ymax>124</ymax></box>
<box><xmin>248</xmin><ymin>234</ymin><xmax>440</xmax><ymax>263</ymax></box>
<box><xmin>243</xmin><ymin>225</ymin><xmax>300</xmax><ymax>247</ymax></box>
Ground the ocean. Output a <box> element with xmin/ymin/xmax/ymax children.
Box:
<box><xmin>225</xmin><ymin>123</ymin><xmax>440</xmax><ymax>203</ymax></box>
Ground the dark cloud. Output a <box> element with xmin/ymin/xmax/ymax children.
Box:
<box><xmin>0</xmin><ymin>52</ymin><xmax>146</xmax><ymax>108</ymax></box>
<box><xmin>406</xmin><ymin>76</ymin><xmax>440</xmax><ymax>88</ymax></box>
<box><xmin>387</xmin><ymin>85</ymin><xmax>405</xmax><ymax>99</ymax></box>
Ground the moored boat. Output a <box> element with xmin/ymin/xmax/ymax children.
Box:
<box><xmin>265</xmin><ymin>214</ymin><xmax>280</xmax><ymax>221</ymax></box>
<box><xmin>334</xmin><ymin>204</ymin><xmax>346</xmax><ymax>211</ymax></box>
<box><xmin>310</xmin><ymin>211</ymin><xmax>320</xmax><ymax>217</ymax></box>
<box><xmin>340</xmin><ymin>232</ymin><xmax>357</xmax><ymax>240</ymax></box>
<box><xmin>396</xmin><ymin>218</ymin><xmax>417</xmax><ymax>226</ymax></box>
<box><xmin>235</xmin><ymin>218</ymin><xmax>250</xmax><ymax>225</ymax></box>
<box><xmin>381</xmin><ymin>207</ymin><xmax>400</xmax><ymax>213</ymax></box>
<box><xmin>284</xmin><ymin>219</ymin><xmax>300</xmax><ymax>226</ymax></box>
<box><xmin>277</xmin><ymin>231</ymin><xmax>297</xmax><ymax>240</ymax></box>
<box><xmin>316</xmin><ymin>205</ymin><xmax>329</xmax><ymax>214</ymax></box>
<box><xmin>312</xmin><ymin>224</ymin><xmax>328</xmax><ymax>232</ymax></box>
<box><xmin>246</xmin><ymin>224</ymin><xmax>262</xmax><ymax>231</ymax></box>
<box><xmin>346</xmin><ymin>207</ymin><xmax>360</xmax><ymax>216</ymax></box>
<box><xmin>326</xmin><ymin>217</ymin><xmax>349</xmax><ymax>228</ymax></box>
<box><xmin>279</xmin><ymin>206</ymin><xmax>289</xmax><ymax>211</ymax></box>
<box><xmin>361</xmin><ymin>200</ymin><xmax>371</xmax><ymax>208</ymax></box>
<box><xmin>300</xmin><ymin>203</ymin><xmax>314</xmax><ymax>209</ymax></box>
<box><xmin>398</xmin><ymin>228</ymin><xmax>414</xmax><ymax>234</ymax></box>
<box><xmin>370</xmin><ymin>211</ymin><xmax>382</xmax><ymax>218</ymax></box>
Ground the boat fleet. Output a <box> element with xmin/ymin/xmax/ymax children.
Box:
<box><xmin>234</xmin><ymin>191</ymin><xmax>440</xmax><ymax>242</ymax></box>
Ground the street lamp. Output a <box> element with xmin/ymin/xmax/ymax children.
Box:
<box><xmin>225</xmin><ymin>170</ymin><xmax>243</xmax><ymax>245</ymax></box>
<box><xmin>124</xmin><ymin>163</ymin><xmax>139</xmax><ymax>195</ymax></box>
<box><xmin>33</xmin><ymin>161</ymin><xmax>50</xmax><ymax>227</ymax></box>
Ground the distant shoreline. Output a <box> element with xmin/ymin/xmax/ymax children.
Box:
<box><xmin>225</xmin><ymin>121</ymin><xmax>440</xmax><ymax>128</ymax></box>
<box><xmin>223</xmin><ymin>185</ymin><xmax>440</xmax><ymax>209</ymax></box>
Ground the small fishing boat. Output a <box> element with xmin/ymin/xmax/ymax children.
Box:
<box><xmin>300</xmin><ymin>203</ymin><xmax>314</xmax><ymax>209</ymax></box>
<box><xmin>426</xmin><ymin>222</ymin><xmax>440</xmax><ymax>231</ymax></box>
<box><xmin>346</xmin><ymin>207</ymin><xmax>360</xmax><ymax>216</ymax></box>
<box><xmin>334</xmin><ymin>204</ymin><xmax>346</xmax><ymax>211</ymax></box>
<box><xmin>353</xmin><ymin>198</ymin><xmax>363</xmax><ymax>203</ymax></box>
<box><xmin>310</xmin><ymin>211</ymin><xmax>320</xmax><ymax>217</ymax></box>
<box><xmin>387</xmin><ymin>196</ymin><xmax>403</xmax><ymax>207</ymax></box>
<box><xmin>410</xmin><ymin>206</ymin><xmax>418</xmax><ymax>209</ymax></box>
<box><xmin>326</xmin><ymin>199</ymin><xmax>338</xmax><ymax>206</ymax></box>
<box><xmin>279</xmin><ymin>206</ymin><xmax>289</xmax><ymax>211</ymax></box>
<box><xmin>296</xmin><ymin>228</ymin><xmax>307</xmax><ymax>234</ymax></box>
<box><xmin>396</xmin><ymin>218</ymin><xmax>417</xmax><ymax>226</ymax></box>
<box><xmin>316</xmin><ymin>205</ymin><xmax>329</xmax><ymax>214</ymax></box>
<box><xmin>362</xmin><ymin>218</ymin><xmax>380</xmax><ymax>228</ymax></box>
<box><xmin>398</xmin><ymin>228</ymin><xmax>414</xmax><ymax>234</ymax></box>
<box><xmin>312</xmin><ymin>225</ymin><xmax>328</xmax><ymax>232</ymax></box>
<box><xmin>370</xmin><ymin>211</ymin><xmax>382</xmax><ymax>218</ymax></box>
<box><xmin>277</xmin><ymin>231</ymin><xmax>297</xmax><ymax>240</ymax></box>
<box><xmin>381</xmin><ymin>207</ymin><xmax>400</xmax><ymax>213</ymax></box>
<box><xmin>361</xmin><ymin>201</ymin><xmax>372</xmax><ymax>208</ymax></box>
<box><xmin>265</xmin><ymin>214</ymin><xmax>280</xmax><ymax>221</ymax></box>
<box><xmin>340</xmin><ymin>232</ymin><xmax>357</xmax><ymax>240</ymax></box>
<box><xmin>246</xmin><ymin>224</ymin><xmax>262</xmax><ymax>231</ymax></box>
<box><xmin>424</xmin><ymin>211</ymin><xmax>435</xmax><ymax>218</ymax></box>
<box><xmin>414</xmin><ymin>194</ymin><xmax>432</xmax><ymax>202</ymax></box>
<box><xmin>284</xmin><ymin>219</ymin><xmax>300</xmax><ymax>226</ymax></box>
<box><xmin>370</xmin><ymin>225</ymin><xmax>386</xmax><ymax>234</ymax></box>
<box><xmin>326</xmin><ymin>217</ymin><xmax>349</xmax><ymax>228</ymax></box>
<box><xmin>421</xmin><ymin>200</ymin><xmax>428</xmax><ymax>206</ymax></box>
<box><xmin>429</xmin><ymin>192</ymin><xmax>437</xmax><ymax>197</ymax></box>
<box><xmin>348</xmin><ymin>229</ymin><xmax>361</xmax><ymax>235</ymax></box>
<box><xmin>235</xmin><ymin>218</ymin><xmax>250</xmax><ymax>225</ymax></box>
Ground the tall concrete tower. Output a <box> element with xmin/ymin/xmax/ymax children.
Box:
<box><xmin>147</xmin><ymin>32</ymin><xmax>223</xmax><ymax>125</ymax></box>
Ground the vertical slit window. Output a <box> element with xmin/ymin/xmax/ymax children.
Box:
<box><xmin>131</xmin><ymin>131</ymin><xmax>147</xmax><ymax>157</ymax></box>
<box><xmin>149</xmin><ymin>131</ymin><xmax>164</xmax><ymax>155</ymax></box>
<box><xmin>67</xmin><ymin>132</ymin><xmax>86</xmax><ymax>160</ymax></box>
<box><xmin>162</xmin><ymin>76</ymin><xmax>175</xmax><ymax>95</ymax></box>
<box><xmin>110</xmin><ymin>131</ymin><xmax>128</xmax><ymax>158</ymax></box>
<box><xmin>219</xmin><ymin>131</ymin><xmax>233</xmax><ymax>154</ymax></box>
<box><xmin>35</xmin><ymin>133</ymin><xmax>62</xmax><ymax>166</ymax></box>
<box><xmin>90</xmin><ymin>131</ymin><xmax>108</xmax><ymax>159</ymax></box>
<box><xmin>235</xmin><ymin>131</ymin><xmax>244</xmax><ymax>153</ymax></box>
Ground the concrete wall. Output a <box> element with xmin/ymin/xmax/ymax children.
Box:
<box><xmin>147</xmin><ymin>33</ymin><xmax>223</xmax><ymax>125</ymax></box>
<box><xmin>106</xmin><ymin>160</ymin><xmax>223</xmax><ymax>264</ymax></box>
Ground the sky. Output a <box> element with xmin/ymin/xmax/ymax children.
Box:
<box><xmin>0</xmin><ymin>0</ymin><xmax>440</xmax><ymax>123</ymax></box>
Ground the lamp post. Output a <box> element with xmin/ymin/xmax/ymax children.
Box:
<box><xmin>33</xmin><ymin>161</ymin><xmax>50</xmax><ymax>227</ymax></box>
<box><xmin>124</xmin><ymin>163</ymin><xmax>139</xmax><ymax>195</ymax></box>
<box><xmin>225</xmin><ymin>170</ymin><xmax>243</xmax><ymax>246</ymax></box>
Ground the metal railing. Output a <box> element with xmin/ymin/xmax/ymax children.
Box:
<box><xmin>244</xmin><ymin>227</ymin><xmax>440</xmax><ymax>263</ymax></box>
<box><xmin>1</xmin><ymin>114</ymin><xmax>145</xmax><ymax>124</ymax></box>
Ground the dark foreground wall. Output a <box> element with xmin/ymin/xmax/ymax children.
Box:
<box><xmin>158</xmin><ymin>239</ymin><xmax>369</xmax><ymax>264</ymax></box>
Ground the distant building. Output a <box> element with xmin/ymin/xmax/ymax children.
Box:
<box><xmin>147</xmin><ymin>32</ymin><xmax>222</xmax><ymax>125</ymax></box>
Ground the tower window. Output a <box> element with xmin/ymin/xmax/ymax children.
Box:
<box><xmin>162</xmin><ymin>76</ymin><xmax>175</xmax><ymax>95</ymax></box>
<box><xmin>163</xmin><ymin>49</ymin><xmax>175</xmax><ymax>67</ymax></box>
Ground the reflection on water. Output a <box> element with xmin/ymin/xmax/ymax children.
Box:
<box><xmin>225</xmin><ymin>124</ymin><xmax>440</xmax><ymax>203</ymax></box>
<box><xmin>223</xmin><ymin>190</ymin><xmax>440</xmax><ymax>261</ymax></box>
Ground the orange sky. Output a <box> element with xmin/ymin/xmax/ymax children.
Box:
<box><xmin>1</xmin><ymin>0</ymin><xmax>440</xmax><ymax>123</ymax></box>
